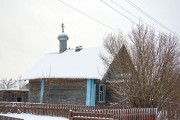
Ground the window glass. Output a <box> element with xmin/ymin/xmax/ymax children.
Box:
<box><xmin>99</xmin><ymin>84</ymin><xmax>106</xmax><ymax>103</ymax></box>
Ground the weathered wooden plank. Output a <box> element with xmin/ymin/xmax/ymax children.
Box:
<box><xmin>29</xmin><ymin>79</ymin><xmax>86</xmax><ymax>105</ymax></box>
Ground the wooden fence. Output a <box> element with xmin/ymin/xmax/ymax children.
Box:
<box><xmin>0</xmin><ymin>115</ymin><xmax>24</xmax><ymax>120</ymax></box>
<box><xmin>69</xmin><ymin>110</ymin><xmax>115</xmax><ymax>120</ymax></box>
<box><xmin>69</xmin><ymin>108</ymin><xmax>157</xmax><ymax>120</ymax></box>
<box><xmin>0</xmin><ymin>102</ymin><xmax>179</xmax><ymax>119</ymax></box>
<box><xmin>0</xmin><ymin>102</ymin><xmax>125</xmax><ymax>117</ymax></box>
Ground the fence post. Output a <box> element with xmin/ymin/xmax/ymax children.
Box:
<box><xmin>113</xmin><ymin>109</ymin><xmax>116</xmax><ymax>120</ymax></box>
<box><xmin>69</xmin><ymin>110</ymin><xmax>73</xmax><ymax>120</ymax></box>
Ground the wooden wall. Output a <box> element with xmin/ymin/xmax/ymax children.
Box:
<box><xmin>106</xmin><ymin>83</ymin><xmax>119</xmax><ymax>104</ymax></box>
<box><xmin>0</xmin><ymin>90</ymin><xmax>28</xmax><ymax>102</ymax></box>
<box><xmin>29</xmin><ymin>79</ymin><xmax>87</xmax><ymax>105</ymax></box>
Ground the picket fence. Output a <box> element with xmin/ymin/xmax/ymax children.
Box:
<box><xmin>69</xmin><ymin>108</ymin><xmax>157</xmax><ymax>120</ymax></box>
<box><xmin>0</xmin><ymin>102</ymin><xmax>179</xmax><ymax>120</ymax></box>
<box><xmin>69</xmin><ymin>110</ymin><xmax>115</xmax><ymax>120</ymax></box>
<box><xmin>0</xmin><ymin>115</ymin><xmax>24</xmax><ymax>120</ymax></box>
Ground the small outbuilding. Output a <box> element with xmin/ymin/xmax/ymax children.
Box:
<box><xmin>0</xmin><ymin>89</ymin><xmax>28</xmax><ymax>102</ymax></box>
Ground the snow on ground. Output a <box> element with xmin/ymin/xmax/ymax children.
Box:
<box><xmin>0</xmin><ymin>113</ymin><xmax>68</xmax><ymax>120</ymax></box>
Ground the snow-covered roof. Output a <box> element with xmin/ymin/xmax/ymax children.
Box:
<box><xmin>0</xmin><ymin>89</ymin><xmax>29</xmax><ymax>92</ymax></box>
<box><xmin>21</xmin><ymin>46</ymin><xmax>108</xmax><ymax>80</ymax></box>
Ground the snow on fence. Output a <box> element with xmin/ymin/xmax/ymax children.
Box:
<box><xmin>69</xmin><ymin>108</ymin><xmax>157</xmax><ymax>120</ymax></box>
<box><xmin>0</xmin><ymin>115</ymin><xmax>24</xmax><ymax>120</ymax></box>
<box><xmin>0</xmin><ymin>102</ymin><xmax>179</xmax><ymax>119</ymax></box>
<box><xmin>0</xmin><ymin>102</ymin><xmax>119</xmax><ymax>118</ymax></box>
<box><xmin>69</xmin><ymin>109</ymin><xmax>115</xmax><ymax>120</ymax></box>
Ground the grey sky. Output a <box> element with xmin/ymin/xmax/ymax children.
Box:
<box><xmin>0</xmin><ymin>0</ymin><xmax>180</xmax><ymax>79</ymax></box>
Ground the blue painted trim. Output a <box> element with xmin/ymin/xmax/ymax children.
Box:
<box><xmin>91</xmin><ymin>80</ymin><xmax>96</xmax><ymax>106</ymax></box>
<box><xmin>40</xmin><ymin>80</ymin><xmax>45</xmax><ymax>103</ymax></box>
<box><xmin>86</xmin><ymin>80</ymin><xmax>91</xmax><ymax>106</ymax></box>
<box><xmin>86</xmin><ymin>79</ymin><xmax>96</xmax><ymax>106</ymax></box>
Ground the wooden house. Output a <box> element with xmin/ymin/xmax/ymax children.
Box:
<box><xmin>21</xmin><ymin>24</ymin><xmax>131</xmax><ymax>106</ymax></box>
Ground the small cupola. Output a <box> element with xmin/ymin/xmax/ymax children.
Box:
<box><xmin>58</xmin><ymin>23</ymin><xmax>69</xmax><ymax>53</ymax></box>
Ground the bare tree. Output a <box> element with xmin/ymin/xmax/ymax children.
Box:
<box><xmin>0</xmin><ymin>78</ymin><xmax>17</xmax><ymax>89</ymax></box>
<box><xmin>102</xmin><ymin>24</ymin><xmax>180</xmax><ymax>110</ymax></box>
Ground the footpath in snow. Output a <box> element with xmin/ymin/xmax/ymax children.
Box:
<box><xmin>0</xmin><ymin>113</ymin><xmax>68</xmax><ymax>120</ymax></box>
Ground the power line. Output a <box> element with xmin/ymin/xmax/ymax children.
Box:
<box><xmin>100</xmin><ymin>0</ymin><xmax>137</xmax><ymax>25</ymax></box>
<box><xmin>57</xmin><ymin>0</ymin><xmax>179</xmax><ymax>38</ymax></box>
<box><xmin>100</xmin><ymin>0</ymin><xmax>163</xmax><ymax>34</ymax></box>
<box><xmin>110</xmin><ymin>0</ymin><xmax>140</xmax><ymax>20</ymax></box>
<box><xmin>57</xmin><ymin>0</ymin><xmax>118</xmax><ymax>32</ymax></box>
<box><xmin>122</xmin><ymin>0</ymin><xmax>180</xmax><ymax>37</ymax></box>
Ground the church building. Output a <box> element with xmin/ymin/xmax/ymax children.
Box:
<box><xmin>21</xmin><ymin>23</ymin><xmax>130</xmax><ymax>106</ymax></box>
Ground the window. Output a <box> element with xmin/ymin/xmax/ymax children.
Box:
<box><xmin>17</xmin><ymin>97</ymin><xmax>22</xmax><ymax>102</ymax></box>
<box><xmin>98</xmin><ymin>84</ymin><xmax>106</xmax><ymax>103</ymax></box>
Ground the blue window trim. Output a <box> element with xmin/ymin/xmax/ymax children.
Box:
<box><xmin>98</xmin><ymin>84</ymin><xmax>106</xmax><ymax>103</ymax></box>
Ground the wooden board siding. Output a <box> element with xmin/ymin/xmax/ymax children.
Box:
<box><xmin>106</xmin><ymin>83</ymin><xmax>119</xmax><ymax>104</ymax></box>
<box><xmin>106</xmin><ymin>83</ymin><xmax>130</xmax><ymax>107</ymax></box>
<box><xmin>29</xmin><ymin>79</ymin><xmax>87</xmax><ymax>105</ymax></box>
<box><xmin>29</xmin><ymin>80</ymin><xmax>41</xmax><ymax>103</ymax></box>
<box><xmin>95</xmin><ymin>83</ymin><xmax>99</xmax><ymax>104</ymax></box>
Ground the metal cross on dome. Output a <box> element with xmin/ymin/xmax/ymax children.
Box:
<box><xmin>61</xmin><ymin>23</ymin><xmax>65</xmax><ymax>33</ymax></box>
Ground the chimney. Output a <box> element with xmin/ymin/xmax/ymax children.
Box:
<box><xmin>57</xmin><ymin>23</ymin><xmax>69</xmax><ymax>53</ymax></box>
<box><xmin>75</xmin><ymin>46</ymin><xmax>83</xmax><ymax>52</ymax></box>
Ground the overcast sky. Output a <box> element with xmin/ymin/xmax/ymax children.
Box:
<box><xmin>0</xmin><ymin>0</ymin><xmax>180</xmax><ymax>79</ymax></box>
